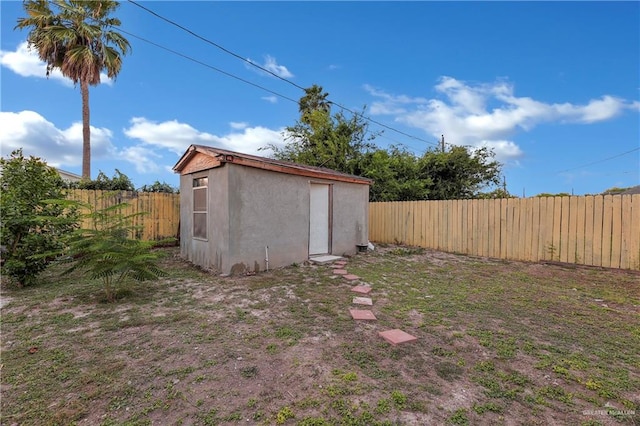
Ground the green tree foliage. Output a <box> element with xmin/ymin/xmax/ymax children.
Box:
<box><xmin>66</xmin><ymin>169</ymin><xmax>135</xmax><ymax>191</ymax></box>
<box><xmin>419</xmin><ymin>146</ymin><xmax>502</xmax><ymax>200</ymax></box>
<box><xmin>59</xmin><ymin>198</ymin><xmax>172</xmax><ymax>302</ymax></box>
<box><xmin>535</xmin><ymin>192</ymin><xmax>572</xmax><ymax>197</ymax></box>
<box><xmin>0</xmin><ymin>149</ymin><xmax>78</xmax><ymax>286</ymax></box>
<box><xmin>138</xmin><ymin>181</ymin><xmax>179</xmax><ymax>193</ymax></box>
<box><xmin>269</xmin><ymin>84</ymin><xmax>505</xmax><ymax>201</ymax></box>
<box><xmin>299</xmin><ymin>84</ymin><xmax>331</xmax><ymax>122</ymax></box>
<box><xmin>361</xmin><ymin>147</ymin><xmax>430</xmax><ymax>201</ymax></box>
<box><xmin>16</xmin><ymin>0</ymin><xmax>131</xmax><ymax>179</ymax></box>
<box><xmin>268</xmin><ymin>85</ymin><xmax>377</xmax><ymax>175</ymax></box>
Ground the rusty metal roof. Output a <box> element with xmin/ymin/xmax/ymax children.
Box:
<box><xmin>173</xmin><ymin>144</ymin><xmax>372</xmax><ymax>185</ymax></box>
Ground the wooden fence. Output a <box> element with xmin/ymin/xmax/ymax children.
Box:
<box><xmin>67</xmin><ymin>190</ymin><xmax>180</xmax><ymax>241</ymax></box>
<box><xmin>369</xmin><ymin>195</ymin><xmax>640</xmax><ymax>270</ymax></box>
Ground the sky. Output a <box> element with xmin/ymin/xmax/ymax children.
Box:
<box><xmin>1</xmin><ymin>1</ymin><xmax>639</xmax><ymax>196</ymax></box>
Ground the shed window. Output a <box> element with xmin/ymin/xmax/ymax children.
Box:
<box><xmin>193</xmin><ymin>177</ymin><xmax>208</xmax><ymax>239</ymax></box>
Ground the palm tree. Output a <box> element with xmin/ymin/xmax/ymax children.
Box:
<box><xmin>16</xmin><ymin>0</ymin><xmax>130</xmax><ymax>179</ymax></box>
<box><xmin>299</xmin><ymin>84</ymin><xmax>331</xmax><ymax>124</ymax></box>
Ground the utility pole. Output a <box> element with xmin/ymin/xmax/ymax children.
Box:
<box><xmin>440</xmin><ymin>135</ymin><xmax>445</xmax><ymax>152</ymax></box>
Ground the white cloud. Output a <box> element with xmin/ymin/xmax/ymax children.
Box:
<box><xmin>367</xmin><ymin>77</ymin><xmax>637</xmax><ymax>162</ymax></box>
<box><xmin>0</xmin><ymin>41</ymin><xmax>112</xmax><ymax>86</ymax></box>
<box><xmin>0</xmin><ymin>110</ymin><xmax>116</xmax><ymax>167</ymax></box>
<box><xmin>476</xmin><ymin>140</ymin><xmax>524</xmax><ymax>163</ymax></box>
<box><xmin>123</xmin><ymin>117</ymin><xmax>286</xmax><ymax>157</ymax></box>
<box><xmin>123</xmin><ymin>117</ymin><xmax>214</xmax><ymax>155</ymax></box>
<box><xmin>262</xmin><ymin>55</ymin><xmax>293</xmax><ymax>78</ymax></box>
<box><xmin>0</xmin><ymin>111</ymin><xmax>287</xmax><ymax>178</ymax></box>
<box><xmin>229</xmin><ymin>121</ymin><xmax>249</xmax><ymax>130</ymax></box>
<box><xmin>261</xmin><ymin>95</ymin><xmax>278</xmax><ymax>104</ymax></box>
<box><xmin>120</xmin><ymin>145</ymin><xmax>162</xmax><ymax>174</ymax></box>
<box><xmin>246</xmin><ymin>55</ymin><xmax>293</xmax><ymax>78</ymax></box>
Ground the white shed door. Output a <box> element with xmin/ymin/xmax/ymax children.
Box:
<box><xmin>309</xmin><ymin>184</ymin><xmax>330</xmax><ymax>255</ymax></box>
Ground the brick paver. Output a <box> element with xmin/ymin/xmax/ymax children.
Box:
<box><xmin>352</xmin><ymin>296</ymin><xmax>373</xmax><ymax>306</ymax></box>
<box><xmin>349</xmin><ymin>309</ymin><xmax>377</xmax><ymax>320</ymax></box>
<box><xmin>379</xmin><ymin>329</ymin><xmax>418</xmax><ymax>345</ymax></box>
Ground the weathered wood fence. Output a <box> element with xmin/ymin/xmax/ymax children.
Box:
<box><xmin>67</xmin><ymin>190</ymin><xmax>180</xmax><ymax>241</ymax></box>
<box><xmin>369</xmin><ymin>195</ymin><xmax>640</xmax><ymax>270</ymax></box>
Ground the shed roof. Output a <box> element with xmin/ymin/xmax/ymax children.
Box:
<box><xmin>173</xmin><ymin>145</ymin><xmax>372</xmax><ymax>185</ymax></box>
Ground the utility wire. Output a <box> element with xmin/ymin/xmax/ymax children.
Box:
<box><xmin>125</xmin><ymin>0</ymin><xmax>439</xmax><ymax>147</ymax></box>
<box><xmin>118</xmin><ymin>28</ymin><xmax>437</xmax><ymax>151</ymax></box>
<box><xmin>126</xmin><ymin>0</ymin><xmax>306</xmax><ymax>91</ymax></box>
<box><xmin>118</xmin><ymin>29</ymin><xmax>300</xmax><ymax>105</ymax></box>
<box><xmin>555</xmin><ymin>147</ymin><xmax>640</xmax><ymax>174</ymax></box>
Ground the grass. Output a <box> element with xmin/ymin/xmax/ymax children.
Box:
<box><xmin>1</xmin><ymin>245</ymin><xmax>639</xmax><ymax>425</ymax></box>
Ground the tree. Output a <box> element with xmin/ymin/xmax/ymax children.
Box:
<box><xmin>0</xmin><ymin>149</ymin><xmax>78</xmax><ymax>286</ymax></box>
<box><xmin>74</xmin><ymin>169</ymin><xmax>134</xmax><ymax>191</ymax></box>
<box><xmin>16</xmin><ymin>0</ymin><xmax>131</xmax><ymax>179</ymax></box>
<box><xmin>268</xmin><ymin>85</ymin><xmax>377</xmax><ymax>176</ymax></box>
<box><xmin>269</xmin><ymin>85</ymin><xmax>504</xmax><ymax>202</ymax></box>
<box><xmin>419</xmin><ymin>145</ymin><xmax>502</xmax><ymax>200</ymax></box>
<box><xmin>138</xmin><ymin>181</ymin><xmax>178</xmax><ymax>194</ymax></box>
<box><xmin>299</xmin><ymin>84</ymin><xmax>331</xmax><ymax>123</ymax></box>
<box><xmin>360</xmin><ymin>147</ymin><xmax>431</xmax><ymax>201</ymax></box>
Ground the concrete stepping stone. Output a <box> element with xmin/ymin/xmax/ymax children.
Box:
<box><xmin>352</xmin><ymin>296</ymin><xmax>373</xmax><ymax>306</ymax></box>
<box><xmin>333</xmin><ymin>269</ymin><xmax>348</xmax><ymax>275</ymax></box>
<box><xmin>351</xmin><ymin>285</ymin><xmax>371</xmax><ymax>294</ymax></box>
<box><xmin>349</xmin><ymin>309</ymin><xmax>377</xmax><ymax>320</ymax></box>
<box><xmin>343</xmin><ymin>274</ymin><xmax>360</xmax><ymax>281</ymax></box>
<box><xmin>379</xmin><ymin>329</ymin><xmax>418</xmax><ymax>345</ymax></box>
<box><xmin>309</xmin><ymin>255</ymin><xmax>343</xmax><ymax>265</ymax></box>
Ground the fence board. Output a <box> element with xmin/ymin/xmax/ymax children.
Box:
<box><xmin>584</xmin><ymin>196</ymin><xmax>594</xmax><ymax>265</ymax></box>
<box><xmin>568</xmin><ymin>197</ymin><xmax>579</xmax><ymax>264</ymax></box>
<box><xmin>629</xmin><ymin>195</ymin><xmax>640</xmax><ymax>269</ymax></box>
<box><xmin>369</xmin><ymin>195</ymin><xmax>638</xmax><ymax>270</ymax></box>
<box><xmin>619</xmin><ymin>196</ymin><xmax>631</xmax><ymax>269</ymax></box>
<box><xmin>601</xmin><ymin>195</ymin><xmax>613</xmax><ymax>268</ymax></box>
<box><xmin>592</xmin><ymin>196</ymin><xmax>604</xmax><ymax>267</ymax></box>
<box><xmin>610</xmin><ymin>195</ymin><xmax>622</xmax><ymax>269</ymax></box>
<box><xmin>575</xmin><ymin>197</ymin><xmax>586</xmax><ymax>265</ymax></box>
<box><xmin>66</xmin><ymin>189</ymin><xmax>180</xmax><ymax>241</ymax></box>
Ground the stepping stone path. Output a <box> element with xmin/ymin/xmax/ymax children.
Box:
<box><xmin>379</xmin><ymin>329</ymin><xmax>418</xmax><ymax>345</ymax></box>
<box><xmin>351</xmin><ymin>285</ymin><xmax>371</xmax><ymax>295</ymax></box>
<box><xmin>352</xmin><ymin>296</ymin><xmax>373</xmax><ymax>306</ymax></box>
<box><xmin>328</xmin><ymin>257</ymin><xmax>418</xmax><ymax>346</ymax></box>
<box><xmin>349</xmin><ymin>309</ymin><xmax>377</xmax><ymax>320</ymax></box>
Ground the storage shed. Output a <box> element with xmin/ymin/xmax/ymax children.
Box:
<box><xmin>173</xmin><ymin>145</ymin><xmax>372</xmax><ymax>275</ymax></box>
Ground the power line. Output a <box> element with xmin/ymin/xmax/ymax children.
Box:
<box><xmin>126</xmin><ymin>0</ymin><xmax>306</xmax><ymax>92</ymax></box>
<box><xmin>125</xmin><ymin>0</ymin><xmax>439</xmax><ymax>147</ymax></box>
<box><xmin>556</xmin><ymin>147</ymin><xmax>640</xmax><ymax>174</ymax></box>
<box><xmin>118</xmin><ymin>29</ymin><xmax>300</xmax><ymax>105</ymax></box>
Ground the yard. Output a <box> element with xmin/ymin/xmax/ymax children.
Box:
<box><xmin>1</xmin><ymin>245</ymin><xmax>638</xmax><ymax>425</ymax></box>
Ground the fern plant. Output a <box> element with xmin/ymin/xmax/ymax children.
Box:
<box><xmin>59</xmin><ymin>195</ymin><xmax>173</xmax><ymax>302</ymax></box>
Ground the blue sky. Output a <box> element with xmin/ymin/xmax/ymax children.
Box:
<box><xmin>1</xmin><ymin>1</ymin><xmax>638</xmax><ymax>196</ymax></box>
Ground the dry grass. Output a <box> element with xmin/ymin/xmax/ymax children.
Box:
<box><xmin>1</xmin><ymin>245</ymin><xmax>638</xmax><ymax>425</ymax></box>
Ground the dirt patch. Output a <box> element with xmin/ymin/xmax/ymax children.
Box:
<box><xmin>1</xmin><ymin>246</ymin><xmax>638</xmax><ymax>425</ymax></box>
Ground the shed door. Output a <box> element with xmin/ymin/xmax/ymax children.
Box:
<box><xmin>309</xmin><ymin>184</ymin><xmax>330</xmax><ymax>255</ymax></box>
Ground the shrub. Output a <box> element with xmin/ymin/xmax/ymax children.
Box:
<box><xmin>59</xmin><ymin>196</ymin><xmax>173</xmax><ymax>302</ymax></box>
<box><xmin>0</xmin><ymin>150</ymin><xmax>78</xmax><ymax>286</ymax></box>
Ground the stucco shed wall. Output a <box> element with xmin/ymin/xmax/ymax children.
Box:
<box><xmin>179</xmin><ymin>167</ymin><xmax>230</xmax><ymax>271</ymax></box>
<box><xmin>224</xmin><ymin>164</ymin><xmax>369</xmax><ymax>273</ymax></box>
<box><xmin>179</xmin><ymin>161</ymin><xmax>369</xmax><ymax>275</ymax></box>
<box><xmin>225</xmin><ymin>164</ymin><xmax>311</xmax><ymax>273</ymax></box>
